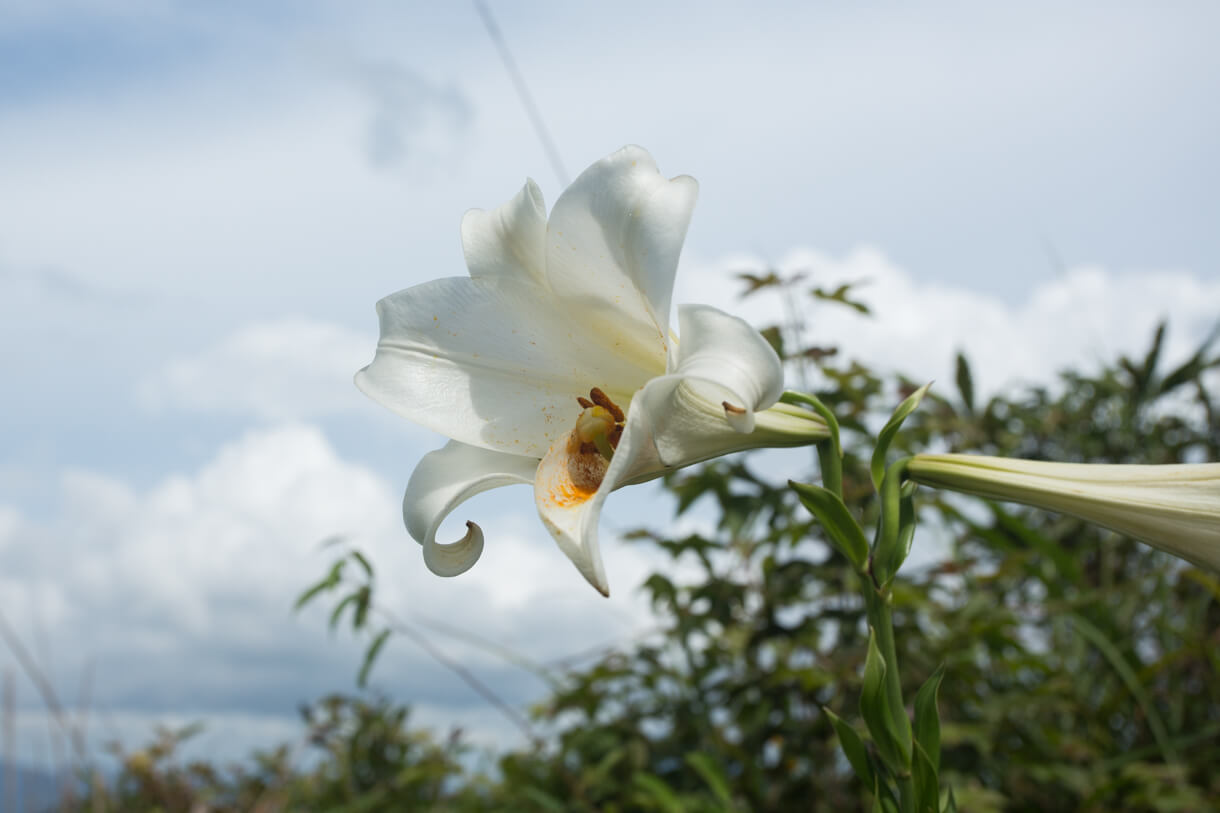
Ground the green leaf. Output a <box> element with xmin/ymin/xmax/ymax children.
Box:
<box><xmin>942</xmin><ymin>785</ymin><xmax>957</xmax><ymax>813</ymax></box>
<box><xmin>759</xmin><ymin>325</ymin><xmax>785</xmax><ymax>358</ymax></box>
<box><xmin>350</xmin><ymin>550</ymin><xmax>374</xmax><ymax>578</ymax></box>
<box><xmin>1067</xmin><ymin>613</ymin><xmax>1178</xmax><ymax>764</ymax></box>
<box><xmin>357</xmin><ymin>628</ymin><xmax>391</xmax><ymax>687</ymax></box>
<box><xmin>871</xmin><ymin>383</ymin><xmax>931</xmax><ymax>492</ymax></box>
<box><xmin>736</xmin><ymin>269</ymin><xmax>783</xmax><ymax>297</ymax></box>
<box><xmin>352</xmin><ymin>585</ymin><xmax>371</xmax><ymax>630</ymax></box>
<box><xmin>587</xmin><ymin>747</ymin><xmax>626</xmax><ymax>786</ymax></box>
<box><xmin>519</xmin><ymin>787</ymin><xmax>568</xmax><ymax>813</ymax></box>
<box><xmin>954</xmin><ymin>352</ymin><xmax>974</xmax><ymax>413</ymax></box>
<box><xmin>294</xmin><ymin>559</ymin><xmax>346</xmax><ymax>611</ymax></box>
<box><xmin>780</xmin><ymin>391</ymin><xmax>843</xmax><ymax>495</ymax></box>
<box><xmin>811</xmin><ymin>282</ymin><xmax>871</xmax><ymax>314</ymax></box>
<box><xmin>294</xmin><ymin>577</ymin><xmax>332</xmax><ymax>611</ymax></box>
<box><xmin>912</xmin><ymin>740</ymin><xmax>939</xmax><ymax>813</ymax></box>
<box><xmin>789</xmin><ymin>481</ymin><xmax>869</xmax><ymax>570</ymax></box>
<box><xmin>1157</xmin><ymin>320</ymin><xmax>1220</xmax><ymax>395</ymax></box>
<box><xmin>329</xmin><ymin>593</ymin><xmax>358</xmax><ymax>632</ymax></box>
<box><xmin>824</xmin><ymin>707</ymin><xmax>876</xmax><ymax>789</ymax></box>
<box><xmin>685</xmin><ymin>752</ymin><xmax>733</xmax><ymax>806</ymax></box>
<box><xmin>632</xmin><ymin>772</ymin><xmax>684</xmax><ymax>813</ymax></box>
<box><xmin>913</xmin><ymin>664</ymin><xmax>945</xmax><ymax>774</ymax></box>
<box><xmin>860</xmin><ymin>627</ymin><xmax>909</xmax><ymax>770</ymax></box>
<box><xmin>872</xmin><ymin>772</ymin><xmax>900</xmax><ymax>813</ymax></box>
<box><xmin>872</xmin><ymin>459</ymin><xmax>913</xmax><ymax>586</ymax></box>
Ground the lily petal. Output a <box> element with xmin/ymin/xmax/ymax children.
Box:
<box><xmin>355</xmin><ymin>277</ymin><xmax>655</xmax><ymax>457</ymax></box>
<box><xmin>908</xmin><ymin>454</ymin><xmax>1220</xmax><ymax>572</ymax></box>
<box><xmin>634</xmin><ymin>304</ymin><xmax>792</xmax><ymax>468</ymax></box>
<box><xmin>404</xmin><ymin>440</ymin><xmax>539</xmax><ymax>576</ymax></box>
<box><xmin>534</xmin><ymin>305</ymin><xmax>829</xmax><ymax>596</ymax></box>
<box><xmin>545</xmin><ymin>145</ymin><xmax>699</xmax><ymax>373</ymax></box>
<box><xmin>460</xmin><ymin>178</ymin><xmax>548</xmax><ymax>286</ymax></box>
<box><xmin>533</xmin><ymin>433</ymin><xmax>613</xmax><ymax>596</ymax></box>
<box><xmin>534</xmin><ymin>390</ymin><xmax>674</xmax><ymax>597</ymax></box>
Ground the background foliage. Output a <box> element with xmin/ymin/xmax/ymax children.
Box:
<box><xmin>63</xmin><ymin>279</ymin><xmax>1220</xmax><ymax>811</ymax></box>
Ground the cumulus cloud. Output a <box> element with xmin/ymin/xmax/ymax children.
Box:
<box><xmin>678</xmin><ymin>249</ymin><xmax>1220</xmax><ymax>400</ymax></box>
<box><xmin>0</xmin><ymin>423</ymin><xmax>669</xmax><ymax>762</ymax></box>
<box><xmin>137</xmin><ymin>319</ymin><xmax>375</xmax><ymax>419</ymax></box>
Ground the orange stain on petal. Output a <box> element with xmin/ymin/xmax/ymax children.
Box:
<box><xmin>548</xmin><ymin>479</ymin><xmax>597</xmax><ymax>508</ymax></box>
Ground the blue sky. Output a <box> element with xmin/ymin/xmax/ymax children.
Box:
<box><xmin>1</xmin><ymin>0</ymin><xmax>1219</xmax><ymax>767</ymax></box>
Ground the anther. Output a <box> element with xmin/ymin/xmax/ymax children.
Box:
<box><xmin>590</xmin><ymin>388</ymin><xmax>625</xmax><ymax>423</ymax></box>
<box><xmin>576</xmin><ymin>396</ymin><xmax>594</xmax><ymax>409</ymax></box>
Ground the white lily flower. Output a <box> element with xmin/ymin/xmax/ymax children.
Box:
<box><xmin>356</xmin><ymin>146</ymin><xmax>827</xmax><ymax>595</ymax></box>
<box><xmin>907</xmin><ymin>454</ymin><xmax>1220</xmax><ymax>572</ymax></box>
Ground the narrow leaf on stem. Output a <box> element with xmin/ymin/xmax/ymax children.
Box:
<box><xmin>914</xmin><ymin>664</ymin><xmax>946</xmax><ymax>774</ymax></box>
<box><xmin>790</xmin><ymin>481</ymin><xmax>870</xmax><ymax>571</ymax></box>
<box><xmin>824</xmin><ymin>707</ymin><xmax>876</xmax><ymax>790</ymax></box>
<box><xmin>871</xmin><ymin>382</ymin><xmax>932</xmax><ymax>492</ymax></box>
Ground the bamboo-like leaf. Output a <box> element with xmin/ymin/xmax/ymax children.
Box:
<box><xmin>352</xmin><ymin>585</ymin><xmax>371</xmax><ymax>630</ymax></box>
<box><xmin>357</xmin><ymin>628</ymin><xmax>391</xmax><ymax>687</ymax></box>
<box><xmin>824</xmin><ymin>707</ymin><xmax>875</xmax><ymax>789</ymax></box>
<box><xmin>790</xmin><ymin>481</ymin><xmax>869</xmax><ymax>570</ymax></box>
<box><xmin>295</xmin><ymin>559</ymin><xmax>346</xmax><ymax>611</ymax></box>
<box><xmin>350</xmin><ymin>550</ymin><xmax>374</xmax><ymax>578</ymax></box>
<box><xmin>632</xmin><ymin>773</ymin><xmax>684</xmax><ymax>813</ymax></box>
<box><xmin>294</xmin><ymin>577</ymin><xmax>332</xmax><ymax>611</ymax></box>
<box><xmin>942</xmin><ymin>785</ymin><xmax>958</xmax><ymax>813</ymax></box>
<box><xmin>1158</xmin><ymin>320</ymin><xmax>1219</xmax><ymax>395</ymax></box>
<box><xmin>871</xmin><ymin>383</ymin><xmax>931</xmax><ymax>491</ymax></box>
<box><xmin>328</xmin><ymin>593</ymin><xmax>358</xmax><ymax>632</ymax></box>
<box><xmin>588</xmin><ymin>747</ymin><xmax>626</xmax><ymax>786</ymax></box>
<box><xmin>685</xmin><ymin>752</ymin><xmax>733</xmax><ymax>806</ymax></box>
<box><xmin>519</xmin><ymin>787</ymin><xmax>567</xmax><ymax>813</ymax></box>
<box><xmin>1067</xmin><ymin>613</ymin><xmax>1178</xmax><ymax>764</ymax></box>
<box><xmin>954</xmin><ymin>352</ymin><xmax>974</xmax><ymax>414</ymax></box>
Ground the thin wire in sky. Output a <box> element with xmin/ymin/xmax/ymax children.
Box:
<box><xmin>472</xmin><ymin>0</ymin><xmax>571</xmax><ymax>187</ymax></box>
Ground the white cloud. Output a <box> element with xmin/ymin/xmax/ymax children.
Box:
<box><xmin>137</xmin><ymin>319</ymin><xmax>375</xmax><ymax>419</ymax></box>
<box><xmin>677</xmin><ymin>248</ymin><xmax>1220</xmax><ymax>401</ymax></box>
<box><xmin>0</xmin><ymin>423</ymin><xmax>671</xmax><ymax>763</ymax></box>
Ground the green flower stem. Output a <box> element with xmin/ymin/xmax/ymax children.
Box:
<box><xmin>780</xmin><ymin>391</ymin><xmax>842</xmax><ymax>496</ymax></box>
<box><xmin>864</xmin><ymin>586</ymin><xmax>916</xmax><ymax>811</ymax></box>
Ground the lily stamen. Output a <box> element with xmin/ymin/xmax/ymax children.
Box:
<box><xmin>589</xmin><ymin>387</ymin><xmax>626</xmax><ymax>423</ymax></box>
<box><xmin>574</xmin><ymin>388</ymin><xmax>626</xmax><ymax>461</ymax></box>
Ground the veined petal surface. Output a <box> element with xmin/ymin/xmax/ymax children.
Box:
<box><xmin>908</xmin><ymin>455</ymin><xmax>1220</xmax><ymax>572</ymax></box>
<box><xmin>545</xmin><ymin>145</ymin><xmax>698</xmax><ymax>374</ymax></box>
<box><xmin>356</xmin><ymin>276</ymin><xmax>655</xmax><ymax>457</ymax></box>
<box><xmin>533</xmin><ymin>399</ymin><xmax>661</xmax><ymax>597</ymax></box>
<box><xmin>403</xmin><ymin>440</ymin><xmax>539</xmax><ymax>576</ymax></box>
<box><xmin>460</xmin><ymin>178</ymin><xmax>548</xmax><ymax>286</ymax></box>
<box><xmin>634</xmin><ymin>304</ymin><xmax>791</xmax><ymax>468</ymax></box>
<box><xmin>533</xmin><ymin>304</ymin><xmax>829</xmax><ymax>595</ymax></box>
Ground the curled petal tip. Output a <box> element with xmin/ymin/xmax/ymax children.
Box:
<box><xmin>422</xmin><ymin>520</ymin><xmax>485</xmax><ymax>577</ymax></box>
<box><xmin>722</xmin><ymin>401</ymin><xmax>753</xmax><ymax>433</ymax></box>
